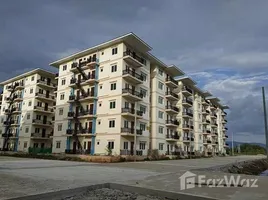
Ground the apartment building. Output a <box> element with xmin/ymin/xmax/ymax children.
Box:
<box><xmin>48</xmin><ymin>32</ymin><xmax>229</xmax><ymax>156</ymax></box>
<box><xmin>0</xmin><ymin>69</ymin><xmax>56</xmax><ymax>152</ymax></box>
<box><xmin>50</xmin><ymin>33</ymin><xmax>153</xmax><ymax>155</ymax></box>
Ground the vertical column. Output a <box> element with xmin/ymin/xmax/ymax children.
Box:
<box><xmin>66</xmin><ymin>88</ymin><xmax>74</xmax><ymax>151</ymax></box>
<box><xmin>91</xmin><ymin>59</ymin><xmax>99</xmax><ymax>155</ymax></box>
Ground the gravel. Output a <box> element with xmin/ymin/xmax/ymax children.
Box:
<box><xmin>62</xmin><ymin>188</ymin><xmax>167</xmax><ymax>200</ymax></box>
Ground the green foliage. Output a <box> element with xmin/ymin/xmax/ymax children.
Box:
<box><xmin>232</xmin><ymin>143</ymin><xmax>266</xmax><ymax>155</ymax></box>
<box><xmin>105</xmin><ymin>145</ymin><xmax>112</xmax><ymax>156</ymax></box>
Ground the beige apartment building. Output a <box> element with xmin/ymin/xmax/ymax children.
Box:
<box><xmin>0</xmin><ymin>69</ymin><xmax>56</xmax><ymax>152</ymax></box>
<box><xmin>0</xmin><ymin>33</ymin><xmax>229</xmax><ymax>156</ymax></box>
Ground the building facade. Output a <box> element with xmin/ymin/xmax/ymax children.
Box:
<box><xmin>0</xmin><ymin>33</ymin><xmax>229</xmax><ymax>156</ymax></box>
<box><xmin>0</xmin><ymin>69</ymin><xmax>56</xmax><ymax>152</ymax></box>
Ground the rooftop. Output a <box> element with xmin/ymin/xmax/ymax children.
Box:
<box><xmin>0</xmin><ymin>68</ymin><xmax>55</xmax><ymax>86</ymax></box>
<box><xmin>50</xmin><ymin>32</ymin><xmax>153</xmax><ymax>67</ymax></box>
<box><xmin>175</xmin><ymin>76</ymin><xmax>197</xmax><ymax>85</ymax></box>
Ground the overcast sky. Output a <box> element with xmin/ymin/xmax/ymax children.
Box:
<box><xmin>1</xmin><ymin>0</ymin><xmax>267</xmax><ymax>143</ymax></box>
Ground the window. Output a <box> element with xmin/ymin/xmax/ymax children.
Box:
<box><xmin>99</xmin><ymin>102</ymin><xmax>102</xmax><ymax>107</ymax></box>
<box><xmin>63</xmin><ymin>65</ymin><xmax>67</xmax><ymax>71</ymax></box>
<box><xmin>110</xmin><ymin>101</ymin><xmax>116</xmax><ymax>109</ymax></box>
<box><xmin>140</xmin><ymin>88</ymin><xmax>147</xmax><ymax>98</ymax></box>
<box><xmin>109</xmin><ymin>120</ymin><xmax>115</xmax><ymax>128</ymax></box>
<box><xmin>158</xmin><ymin>69</ymin><xmax>163</xmax><ymax>76</ymax></box>
<box><xmin>158</xmin><ymin>111</ymin><xmax>164</xmax><ymax>119</ymax></box>
<box><xmin>158</xmin><ymin>81</ymin><xmax>164</xmax><ymax>90</ymax></box>
<box><xmin>141</xmin><ymin>72</ymin><xmax>147</xmax><ymax>81</ymax></box>
<box><xmin>26</xmin><ymin>114</ymin><xmax>30</xmax><ymax>120</ymax></box>
<box><xmin>158</xmin><ymin>126</ymin><xmax>164</xmax><ymax>134</ymax></box>
<box><xmin>35</xmin><ymin>128</ymin><xmax>40</xmax><ymax>133</ymax></box>
<box><xmin>123</xmin><ymin>142</ymin><xmax>128</xmax><ymax>150</ymax></box>
<box><xmin>56</xmin><ymin>141</ymin><xmax>61</xmax><ymax>148</ymax></box>
<box><xmin>28</xmin><ymin>101</ymin><xmax>32</xmax><ymax>107</ymax></box>
<box><xmin>111</xmin><ymin>65</ymin><xmax>117</xmax><ymax>72</ymax></box>
<box><xmin>25</xmin><ymin>127</ymin><xmax>29</xmax><ymax>133</ymax></box>
<box><xmin>30</xmin><ymin>88</ymin><xmax>33</xmax><ymax>94</ymax></box>
<box><xmin>198</xmin><ymin>114</ymin><xmax>201</xmax><ymax>119</ymax></box>
<box><xmin>24</xmin><ymin>142</ymin><xmax>27</xmax><ymax>148</ymax></box>
<box><xmin>37</xmin><ymin>101</ymin><xmax>42</xmax><ymax>107</ymax></box>
<box><xmin>59</xmin><ymin>108</ymin><xmax>63</xmax><ymax>115</ymax></box>
<box><xmin>101</xmin><ymin>51</ymin><xmax>104</xmax><ymax>55</ymax></box>
<box><xmin>100</xmin><ymin>85</ymin><xmax>103</xmax><ymax>89</ymax></box>
<box><xmin>159</xmin><ymin>143</ymin><xmax>164</xmax><ymax>150</ymax></box>
<box><xmin>112</xmin><ymin>47</ymin><xmax>118</xmax><ymax>55</ymax></box>
<box><xmin>61</xmin><ymin>79</ymin><xmax>66</xmax><ymax>85</ymax></box>
<box><xmin>140</xmin><ymin>123</ymin><xmax>146</xmax><ymax>131</ymax></box>
<box><xmin>108</xmin><ymin>141</ymin><xmax>114</xmax><ymax>149</ymax></box>
<box><xmin>31</xmin><ymin>76</ymin><xmax>35</xmax><ymax>81</ymax></box>
<box><xmin>140</xmin><ymin>105</ymin><xmax>146</xmax><ymax>114</ymax></box>
<box><xmin>140</xmin><ymin>142</ymin><xmax>146</xmax><ymax>150</ymax></box>
<box><xmin>110</xmin><ymin>83</ymin><xmax>116</xmax><ymax>90</ymax></box>
<box><xmin>36</xmin><ymin>115</ymin><xmax>41</xmax><ymax>120</ymax></box>
<box><xmin>60</xmin><ymin>93</ymin><xmax>65</xmax><ymax>100</ymax></box>
<box><xmin>98</xmin><ymin>120</ymin><xmax>101</xmax><ymax>125</ymax></box>
<box><xmin>58</xmin><ymin>124</ymin><xmax>62</xmax><ymax>131</ymax></box>
<box><xmin>84</xmin><ymin>141</ymin><xmax>86</xmax><ymax>149</ymax></box>
<box><xmin>158</xmin><ymin>96</ymin><xmax>163</xmax><ymax>104</ymax></box>
<box><xmin>199</xmin><ymin>124</ymin><xmax>202</xmax><ymax>130</ymax></box>
<box><xmin>100</xmin><ymin>67</ymin><xmax>103</xmax><ymax>72</ymax></box>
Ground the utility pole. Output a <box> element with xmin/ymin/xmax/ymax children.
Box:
<box><xmin>134</xmin><ymin>101</ymin><xmax>137</xmax><ymax>162</ymax></box>
<box><xmin>232</xmin><ymin>131</ymin><xmax>234</xmax><ymax>156</ymax></box>
<box><xmin>262</xmin><ymin>87</ymin><xmax>268</xmax><ymax>159</ymax></box>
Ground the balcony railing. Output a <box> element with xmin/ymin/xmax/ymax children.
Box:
<box><xmin>35</xmin><ymin>93</ymin><xmax>55</xmax><ymax>100</ymax></box>
<box><xmin>121</xmin><ymin>108</ymin><xmax>143</xmax><ymax>116</ymax></box>
<box><xmin>182</xmin><ymin>111</ymin><xmax>193</xmax><ymax>117</ymax></box>
<box><xmin>166</xmin><ymin>133</ymin><xmax>180</xmax><ymax>139</ymax></box>
<box><xmin>123</xmin><ymin>50</ymin><xmax>146</xmax><ymax>65</ymax></box>
<box><xmin>207</xmin><ymin>140</ymin><xmax>212</xmax><ymax>144</ymax></box>
<box><xmin>182</xmin><ymin>124</ymin><xmax>192</xmax><ymax>128</ymax></box>
<box><xmin>206</xmin><ymin>130</ymin><xmax>211</xmax><ymax>133</ymax></box>
<box><xmin>182</xmin><ymin>86</ymin><xmax>193</xmax><ymax>94</ymax></box>
<box><xmin>206</xmin><ymin>120</ymin><xmax>210</xmax><ymax>123</ymax></box>
<box><xmin>121</xmin><ymin>128</ymin><xmax>143</xmax><ymax>135</ymax></box>
<box><xmin>182</xmin><ymin>98</ymin><xmax>193</xmax><ymax>105</ymax></box>
<box><xmin>34</xmin><ymin>106</ymin><xmax>53</xmax><ymax>112</ymax></box>
<box><xmin>69</xmin><ymin>92</ymin><xmax>95</xmax><ymax>101</ymax></box>
<box><xmin>66</xmin><ymin>128</ymin><xmax>93</xmax><ymax>135</ymax></box>
<box><xmin>166</xmin><ymin>77</ymin><xmax>177</xmax><ymax>85</ymax></box>
<box><xmin>122</xmin><ymin>69</ymin><xmax>143</xmax><ymax>81</ymax></box>
<box><xmin>122</xmin><ymin>88</ymin><xmax>143</xmax><ymax>98</ymax></box>
<box><xmin>166</xmin><ymin>105</ymin><xmax>179</xmax><ymax>112</ymax></box>
<box><xmin>31</xmin><ymin>133</ymin><xmax>51</xmax><ymax>138</ymax></box>
<box><xmin>37</xmin><ymin>79</ymin><xmax>56</xmax><ymax>87</ymax></box>
<box><xmin>32</xmin><ymin>119</ymin><xmax>52</xmax><ymax>126</ymax></box>
<box><xmin>166</xmin><ymin>120</ymin><xmax>179</xmax><ymax>125</ymax></box>
<box><xmin>165</xmin><ymin>91</ymin><xmax>179</xmax><ymax>99</ymax></box>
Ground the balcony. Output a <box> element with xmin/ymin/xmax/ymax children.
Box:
<box><xmin>70</xmin><ymin>57</ymin><xmax>98</xmax><ymax>72</ymax></box>
<box><xmin>121</xmin><ymin>108</ymin><xmax>143</xmax><ymax>119</ymax></box>
<box><xmin>33</xmin><ymin>106</ymin><xmax>54</xmax><ymax>114</ymax></box>
<box><xmin>222</xmin><ymin>119</ymin><xmax>227</xmax><ymax>124</ymax></box>
<box><xmin>13</xmin><ymin>94</ymin><xmax>23</xmax><ymax>102</ymax></box>
<box><xmin>68</xmin><ymin>92</ymin><xmax>96</xmax><ymax>103</ymax></box>
<box><xmin>165</xmin><ymin>77</ymin><xmax>177</xmax><ymax>88</ymax></box>
<box><xmin>31</xmin><ymin>133</ymin><xmax>52</xmax><ymax>140</ymax></box>
<box><xmin>182</xmin><ymin>98</ymin><xmax>193</xmax><ymax>107</ymax></box>
<box><xmin>35</xmin><ymin>93</ymin><xmax>55</xmax><ymax>102</ymax></box>
<box><xmin>165</xmin><ymin>91</ymin><xmax>179</xmax><ymax>101</ymax></box>
<box><xmin>120</xmin><ymin>149</ymin><xmax>143</xmax><ymax>156</ymax></box>
<box><xmin>122</xmin><ymin>69</ymin><xmax>143</xmax><ymax>85</ymax></box>
<box><xmin>32</xmin><ymin>119</ymin><xmax>52</xmax><ymax>127</ymax></box>
<box><xmin>166</xmin><ymin>133</ymin><xmax>180</xmax><ymax>142</ymax></box>
<box><xmin>121</xmin><ymin>128</ymin><xmax>143</xmax><ymax>136</ymax></box>
<box><xmin>182</xmin><ymin>86</ymin><xmax>193</xmax><ymax>96</ymax></box>
<box><xmin>183</xmin><ymin>136</ymin><xmax>194</xmax><ymax>142</ymax></box>
<box><xmin>66</xmin><ymin>128</ymin><xmax>93</xmax><ymax>136</ymax></box>
<box><xmin>206</xmin><ymin>130</ymin><xmax>211</xmax><ymax>134</ymax></box>
<box><xmin>122</xmin><ymin>88</ymin><xmax>143</xmax><ymax>101</ymax></box>
<box><xmin>165</xmin><ymin>105</ymin><xmax>179</xmax><ymax>114</ymax></box>
<box><xmin>123</xmin><ymin>50</ymin><xmax>146</xmax><ymax>67</ymax></box>
<box><xmin>202</xmin><ymin>119</ymin><xmax>209</xmax><ymax>124</ymax></box>
<box><xmin>2</xmin><ymin>132</ymin><xmax>18</xmax><ymax>138</ymax></box>
<box><xmin>207</xmin><ymin>140</ymin><xmax>212</xmax><ymax>144</ymax></box>
<box><xmin>12</xmin><ymin>107</ymin><xmax>21</xmax><ymax>114</ymax></box>
<box><xmin>69</xmin><ymin>78</ymin><xmax>87</xmax><ymax>88</ymax></box>
<box><xmin>202</xmin><ymin>100</ymin><xmax>209</xmax><ymax>105</ymax></box>
<box><xmin>210</xmin><ymin>105</ymin><xmax>217</xmax><ymax>110</ymax></box>
<box><xmin>210</xmin><ymin>113</ymin><xmax>217</xmax><ymax>118</ymax></box>
<box><xmin>55</xmin><ymin>73</ymin><xmax>59</xmax><ymax>79</ymax></box>
<box><xmin>77</xmin><ymin>110</ymin><xmax>95</xmax><ymax>119</ymax></box>
<box><xmin>182</xmin><ymin>110</ymin><xmax>193</xmax><ymax>118</ymax></box>
<box><xmin>37</xmin><ymin>79</ymin><xmax>56</xmax><ymax>89</ymax></box>
<box><xmin>4</xmin><ymin>120</ymin><xmax>19</xmax><ymax>126</ymax></box>
<box><xmin>166</xmin><ymin>120</ymin><xmax>179</xmax><ymax>127</ymax></box>
<box><xmin>182</xmin><ymin>124</ymin><xmax>191</xmax><ymax>130</ymax></box>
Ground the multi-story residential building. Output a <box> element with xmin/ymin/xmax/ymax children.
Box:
<box><xmin>48</xmin><ymin>32</ymin><xmax>229</xmax><ymax>156</ymax></box>
<box><xmin>50</xmin><ymin>33</ymin><xmax>153</xmax><ymax>155</ymax></box>
<box><xmin>148</xmin><ymin>54</ymin><xmax>184</xmax><ymax>156</ymax></box>
<box><xmin>0</xmin><ymin>69</ymin><xmax>56</xmax><ymax>152</ymax></box>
